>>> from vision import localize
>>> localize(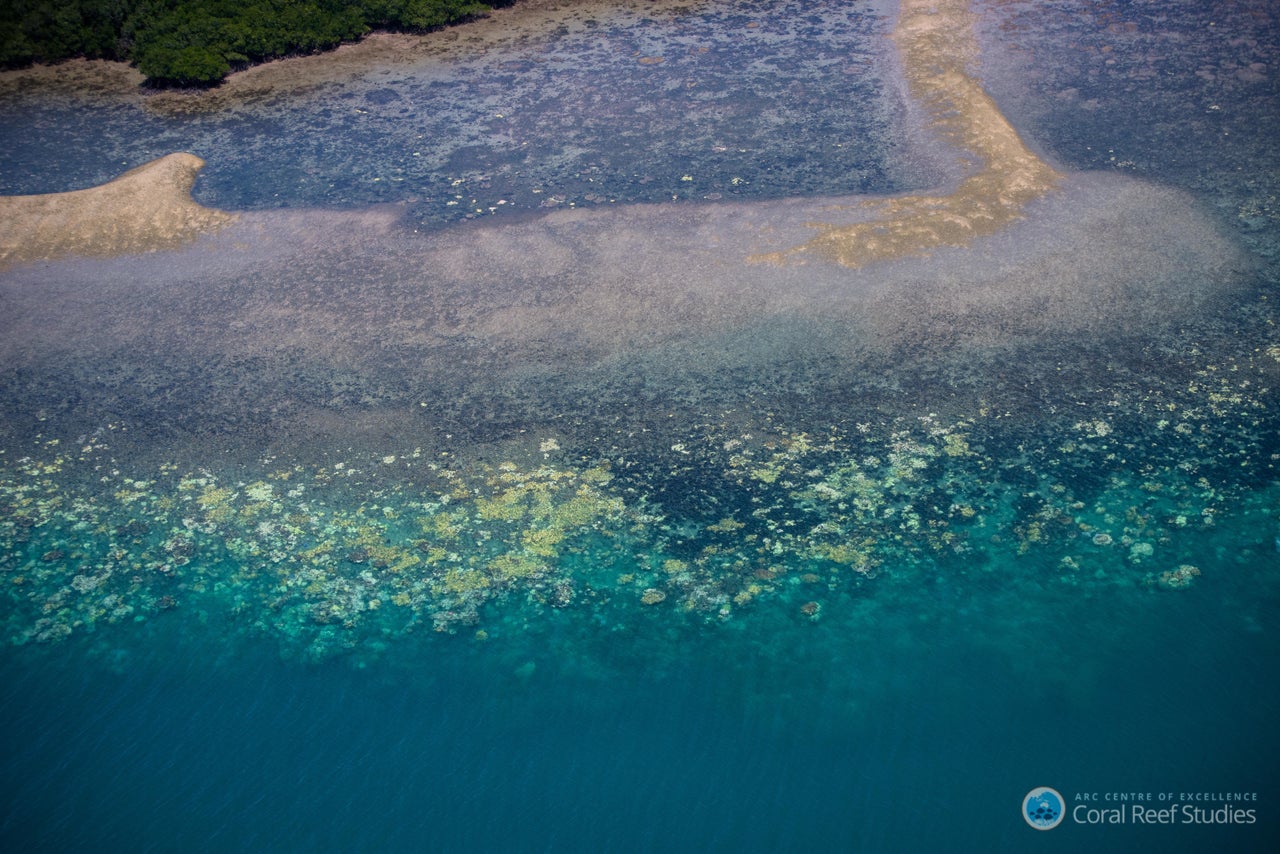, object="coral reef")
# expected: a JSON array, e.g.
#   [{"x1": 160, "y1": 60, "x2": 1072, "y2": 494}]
[{"x1": 1, "y1": 336, "x2": 1273, "y2": 663}]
